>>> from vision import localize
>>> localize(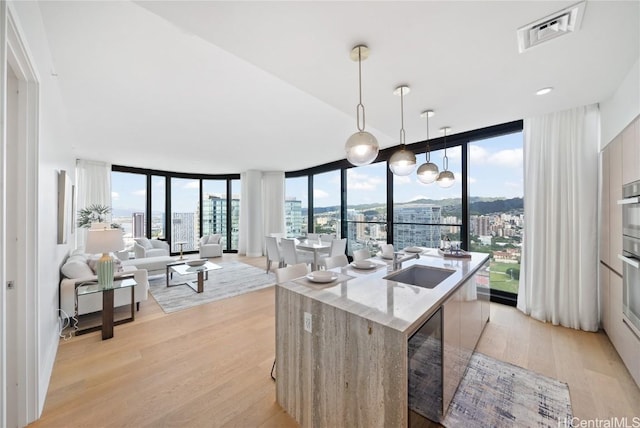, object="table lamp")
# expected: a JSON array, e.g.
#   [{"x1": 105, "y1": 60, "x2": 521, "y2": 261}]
[{"x1": 85, "y1": 228, "x2": 124, "y2": 288}]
